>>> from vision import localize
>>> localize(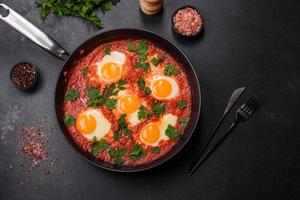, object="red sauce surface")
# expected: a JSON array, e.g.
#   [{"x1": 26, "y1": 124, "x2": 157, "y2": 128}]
[{"x1": 62, "y1": 39, "x2": 191, "y2": 166}]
